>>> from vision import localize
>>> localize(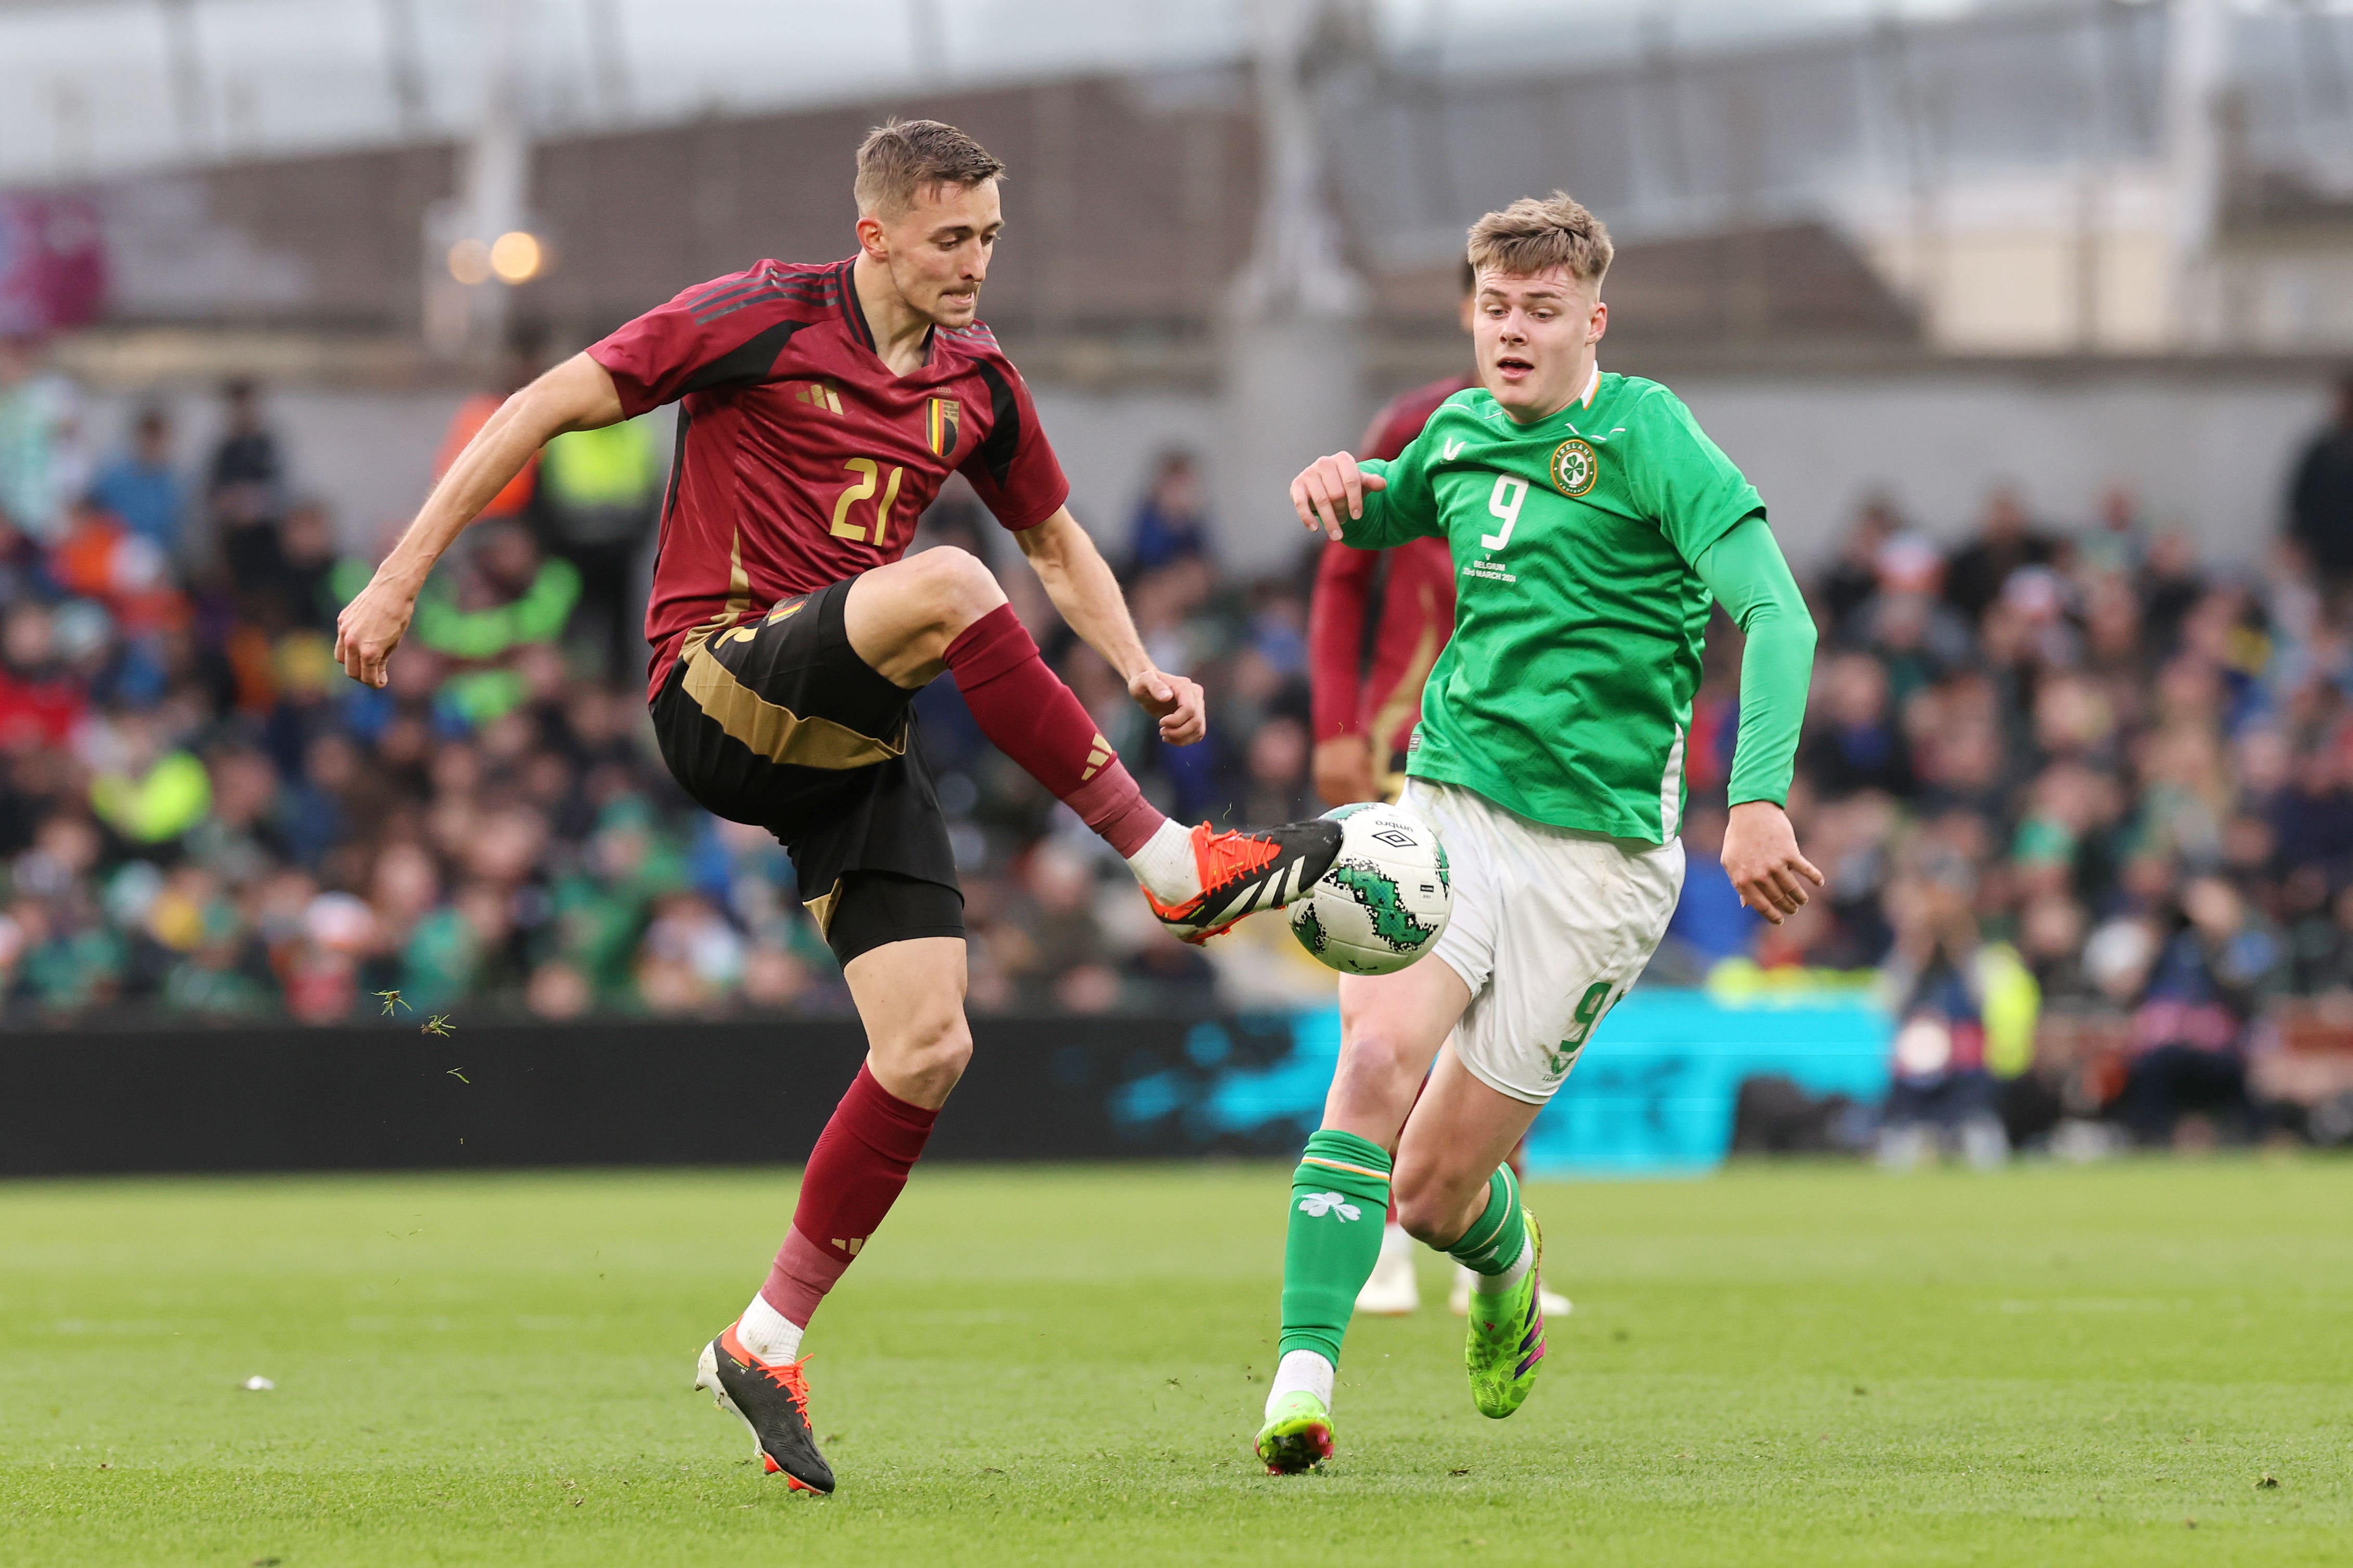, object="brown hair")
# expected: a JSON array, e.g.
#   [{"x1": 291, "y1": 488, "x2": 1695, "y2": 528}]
[
  {"x1": 1466, "y1": 191, "x2": 1613, "y2": 287},
  {"x1": 855, "y1": 118, "x2": 1007, "y2": 217}
]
